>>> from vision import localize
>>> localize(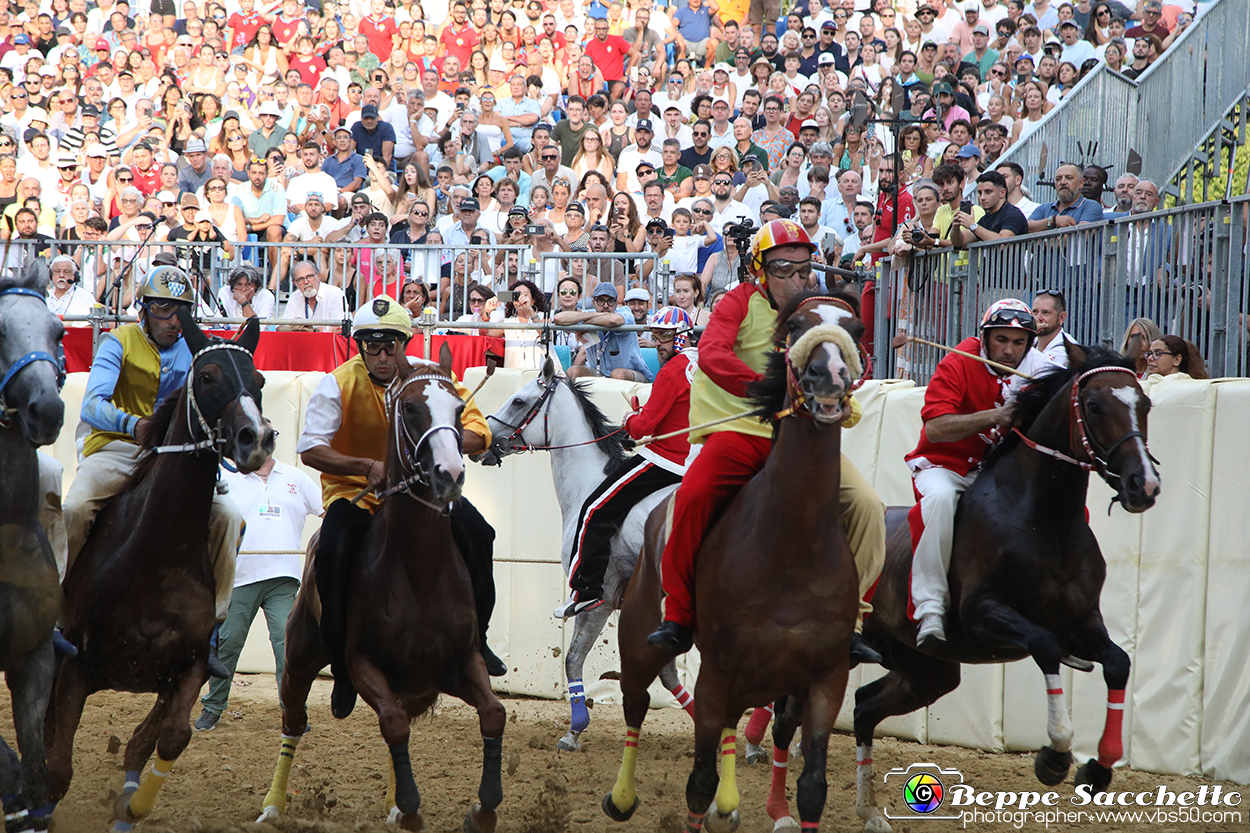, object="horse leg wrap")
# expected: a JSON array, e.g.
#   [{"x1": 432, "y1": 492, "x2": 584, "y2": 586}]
[
  {"x1": 1097, "y1": 690, "x2": 1126, "y2": 768},
  {"x1": 121, "y1": 770, "x2": 141, "y2": 796},
  {"x1": 127, "y1": 756, "x2": 174, "y2": 818},
  {"x1": 389, "y1": 745, "x2": 422, "y2": 816},
  {"x1": 669, "y1": 683, "x2": 695, "y2": 718},
  {"x1": 609, "y1": 727, "x2": 641, "y2": 814},
  {"x1": 478, "y1": 735, "x2": 503, "y2": 811},
  {"x1": 767, "y1": 747, "x2": 790, "y2": 821},
  {"x1": 744, "y1": 705, "x2": 773, "y2": 746},
  {"x1": 4, "y1": 794, "x2": 31, "y2": 833},
  {"x1": 1044, "y1": 675, "x2": 1073, "y2": 753},
  {"x1": 261, "y1": 734, "x2": 301, "y2": 813},
  {"x1": 714, "y1": 730, "x2": 738, "y2": 815},
  {"x1": 855, "y1": 745, "x2": 876, "y2": 817},
  {"x1": 568, "y1": 679, "x2": 589, "y2": 734},
  {"x1": 684, "y1": 810, "x2": 706, "y2": 832},
  {"x1": 800, "y1": 822, "x2": 820, "y2": 831}
]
